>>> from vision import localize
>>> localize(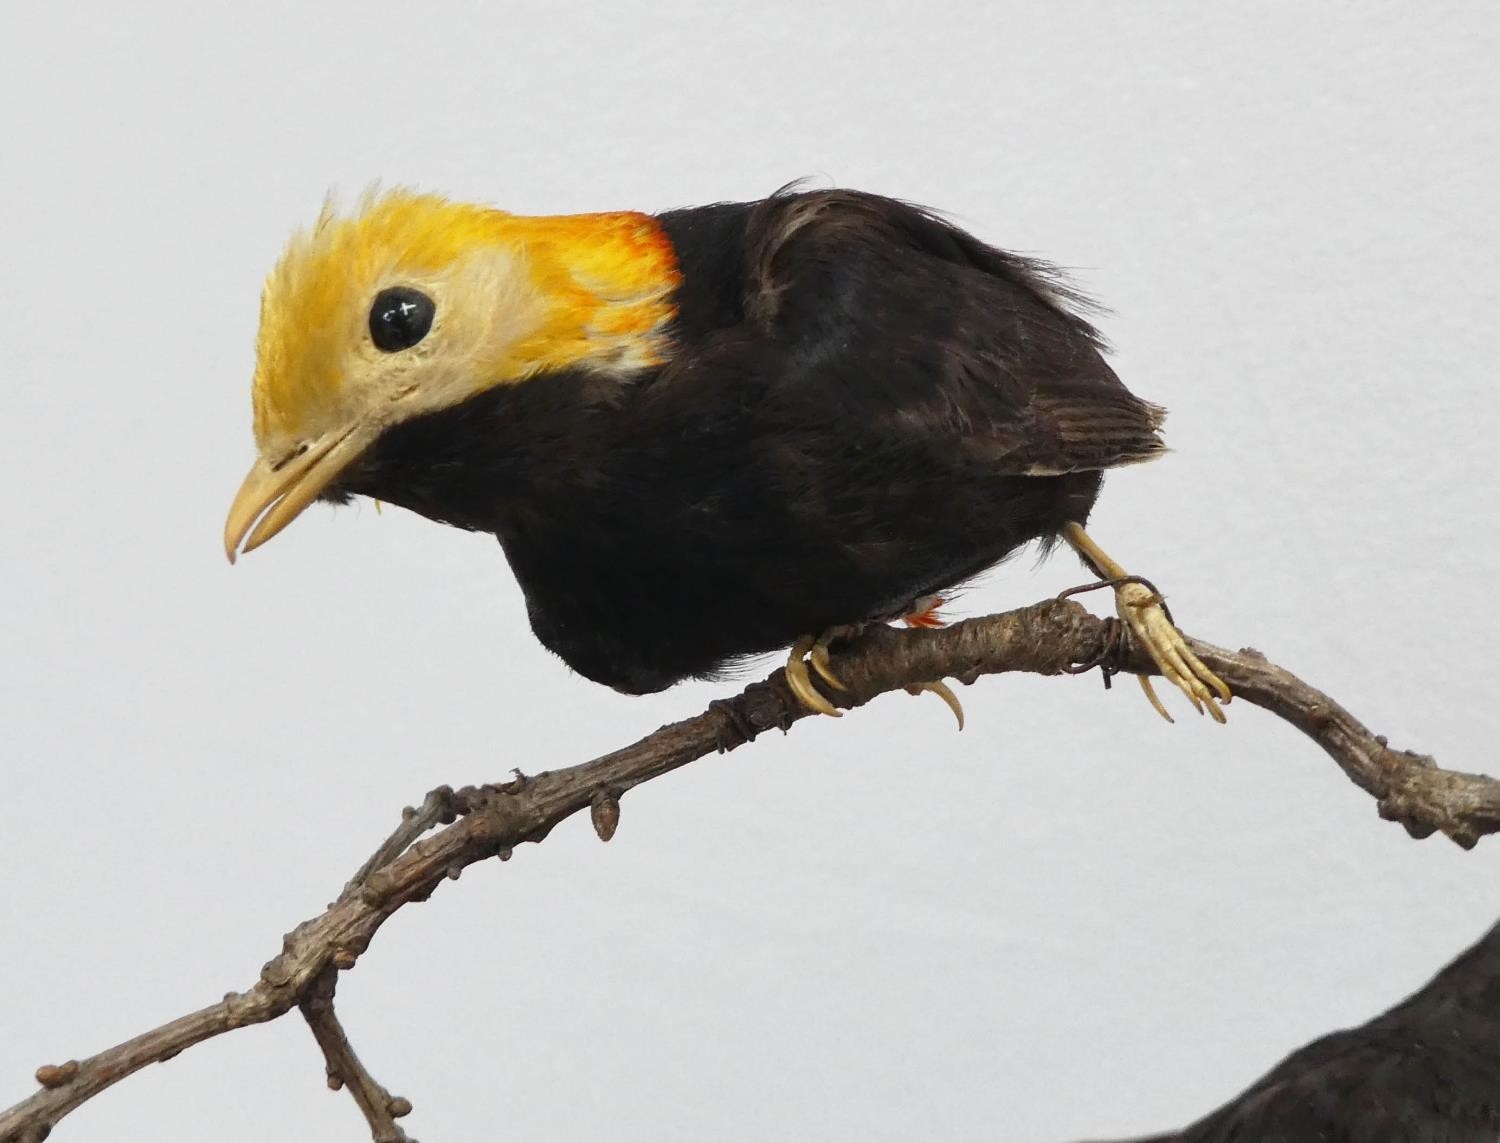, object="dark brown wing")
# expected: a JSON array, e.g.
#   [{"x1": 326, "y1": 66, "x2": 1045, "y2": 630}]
[{"x1": 735, "y1": 187, "x2": 1166, "y2": 476}]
